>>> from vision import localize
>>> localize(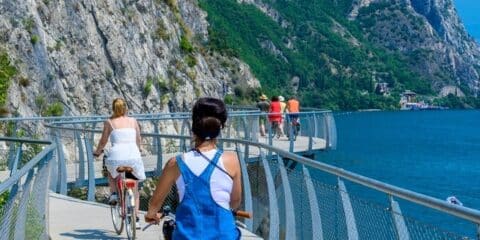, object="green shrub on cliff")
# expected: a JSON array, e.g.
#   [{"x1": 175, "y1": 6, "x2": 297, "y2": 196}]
[
  {"x1": 0, "y1": 51, "x2": 17, "y2": 111},
  {"x1": 44, "y1": 101, "x2": 64, "y2": 116}
]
